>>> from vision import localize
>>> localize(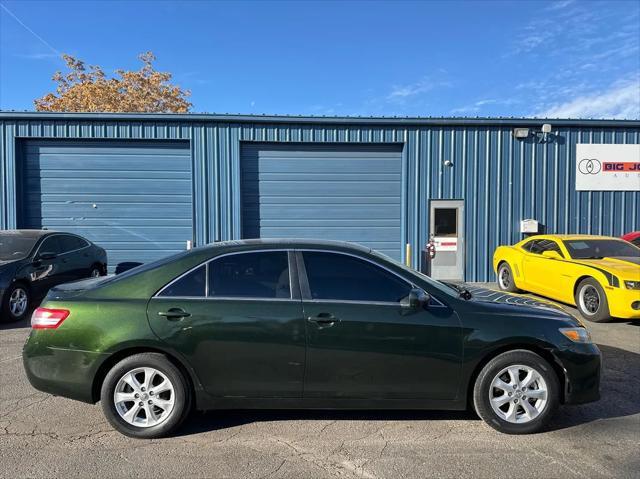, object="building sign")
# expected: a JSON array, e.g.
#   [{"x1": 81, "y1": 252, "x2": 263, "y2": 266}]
[
  {"x1": 433, "y1": 236, "x2": 457, "y2": 252},
  {"x1": 576, "y1": 144, "x2": 640, "y2": 191}
]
